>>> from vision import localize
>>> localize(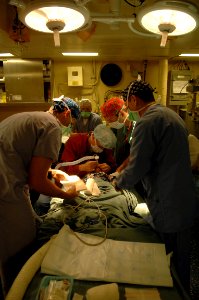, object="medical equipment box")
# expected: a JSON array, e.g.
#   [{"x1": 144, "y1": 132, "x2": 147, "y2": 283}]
[{"x1": 36, "y1": 275, "x2": 74, "y2": 300}]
